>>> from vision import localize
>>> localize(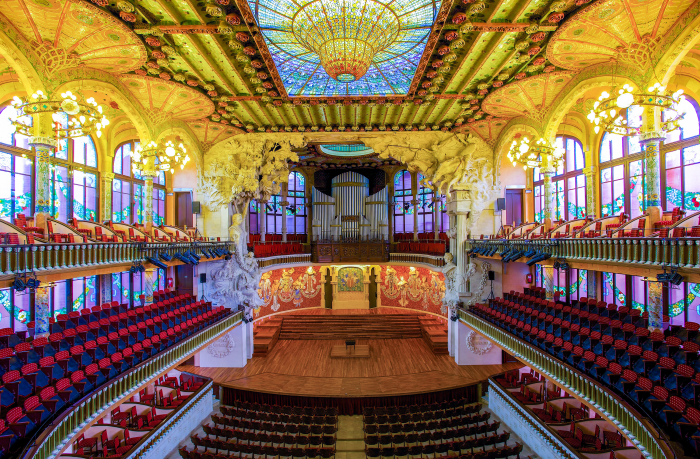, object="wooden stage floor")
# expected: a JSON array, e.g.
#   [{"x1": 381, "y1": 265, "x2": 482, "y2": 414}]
[{"x1": 179, "y1": 337, "x2": 522, "y2": 398}]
